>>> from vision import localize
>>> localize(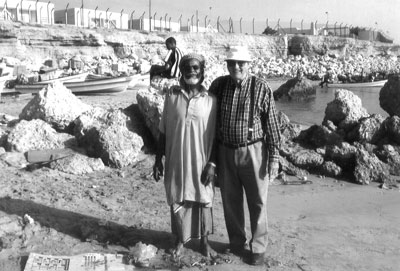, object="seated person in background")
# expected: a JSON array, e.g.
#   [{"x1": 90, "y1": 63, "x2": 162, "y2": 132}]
[{"x1": 150, "y1": 37, "x2": 183, "y2": 80}]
